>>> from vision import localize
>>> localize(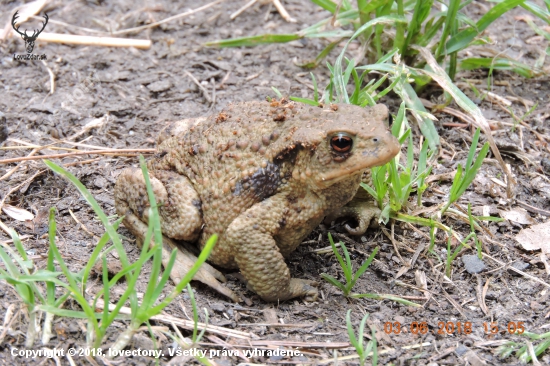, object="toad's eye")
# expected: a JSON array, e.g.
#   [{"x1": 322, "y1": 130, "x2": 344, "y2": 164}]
[{"x1": 330, "y1": 133, "x2": 353, "y2": 153}]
